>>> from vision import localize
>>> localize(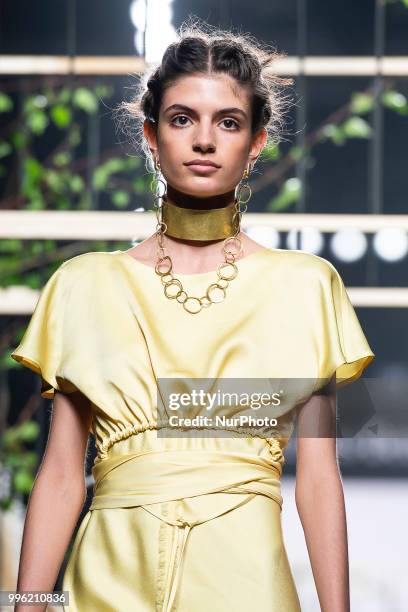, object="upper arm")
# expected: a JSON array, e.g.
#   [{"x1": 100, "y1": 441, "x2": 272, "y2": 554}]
[
  {"x1": 38, "y1": 390, "x2": 92, "y2": 484},
  {"x1": 295, "y1": 373, "x2": 339, "y2": 484}
]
